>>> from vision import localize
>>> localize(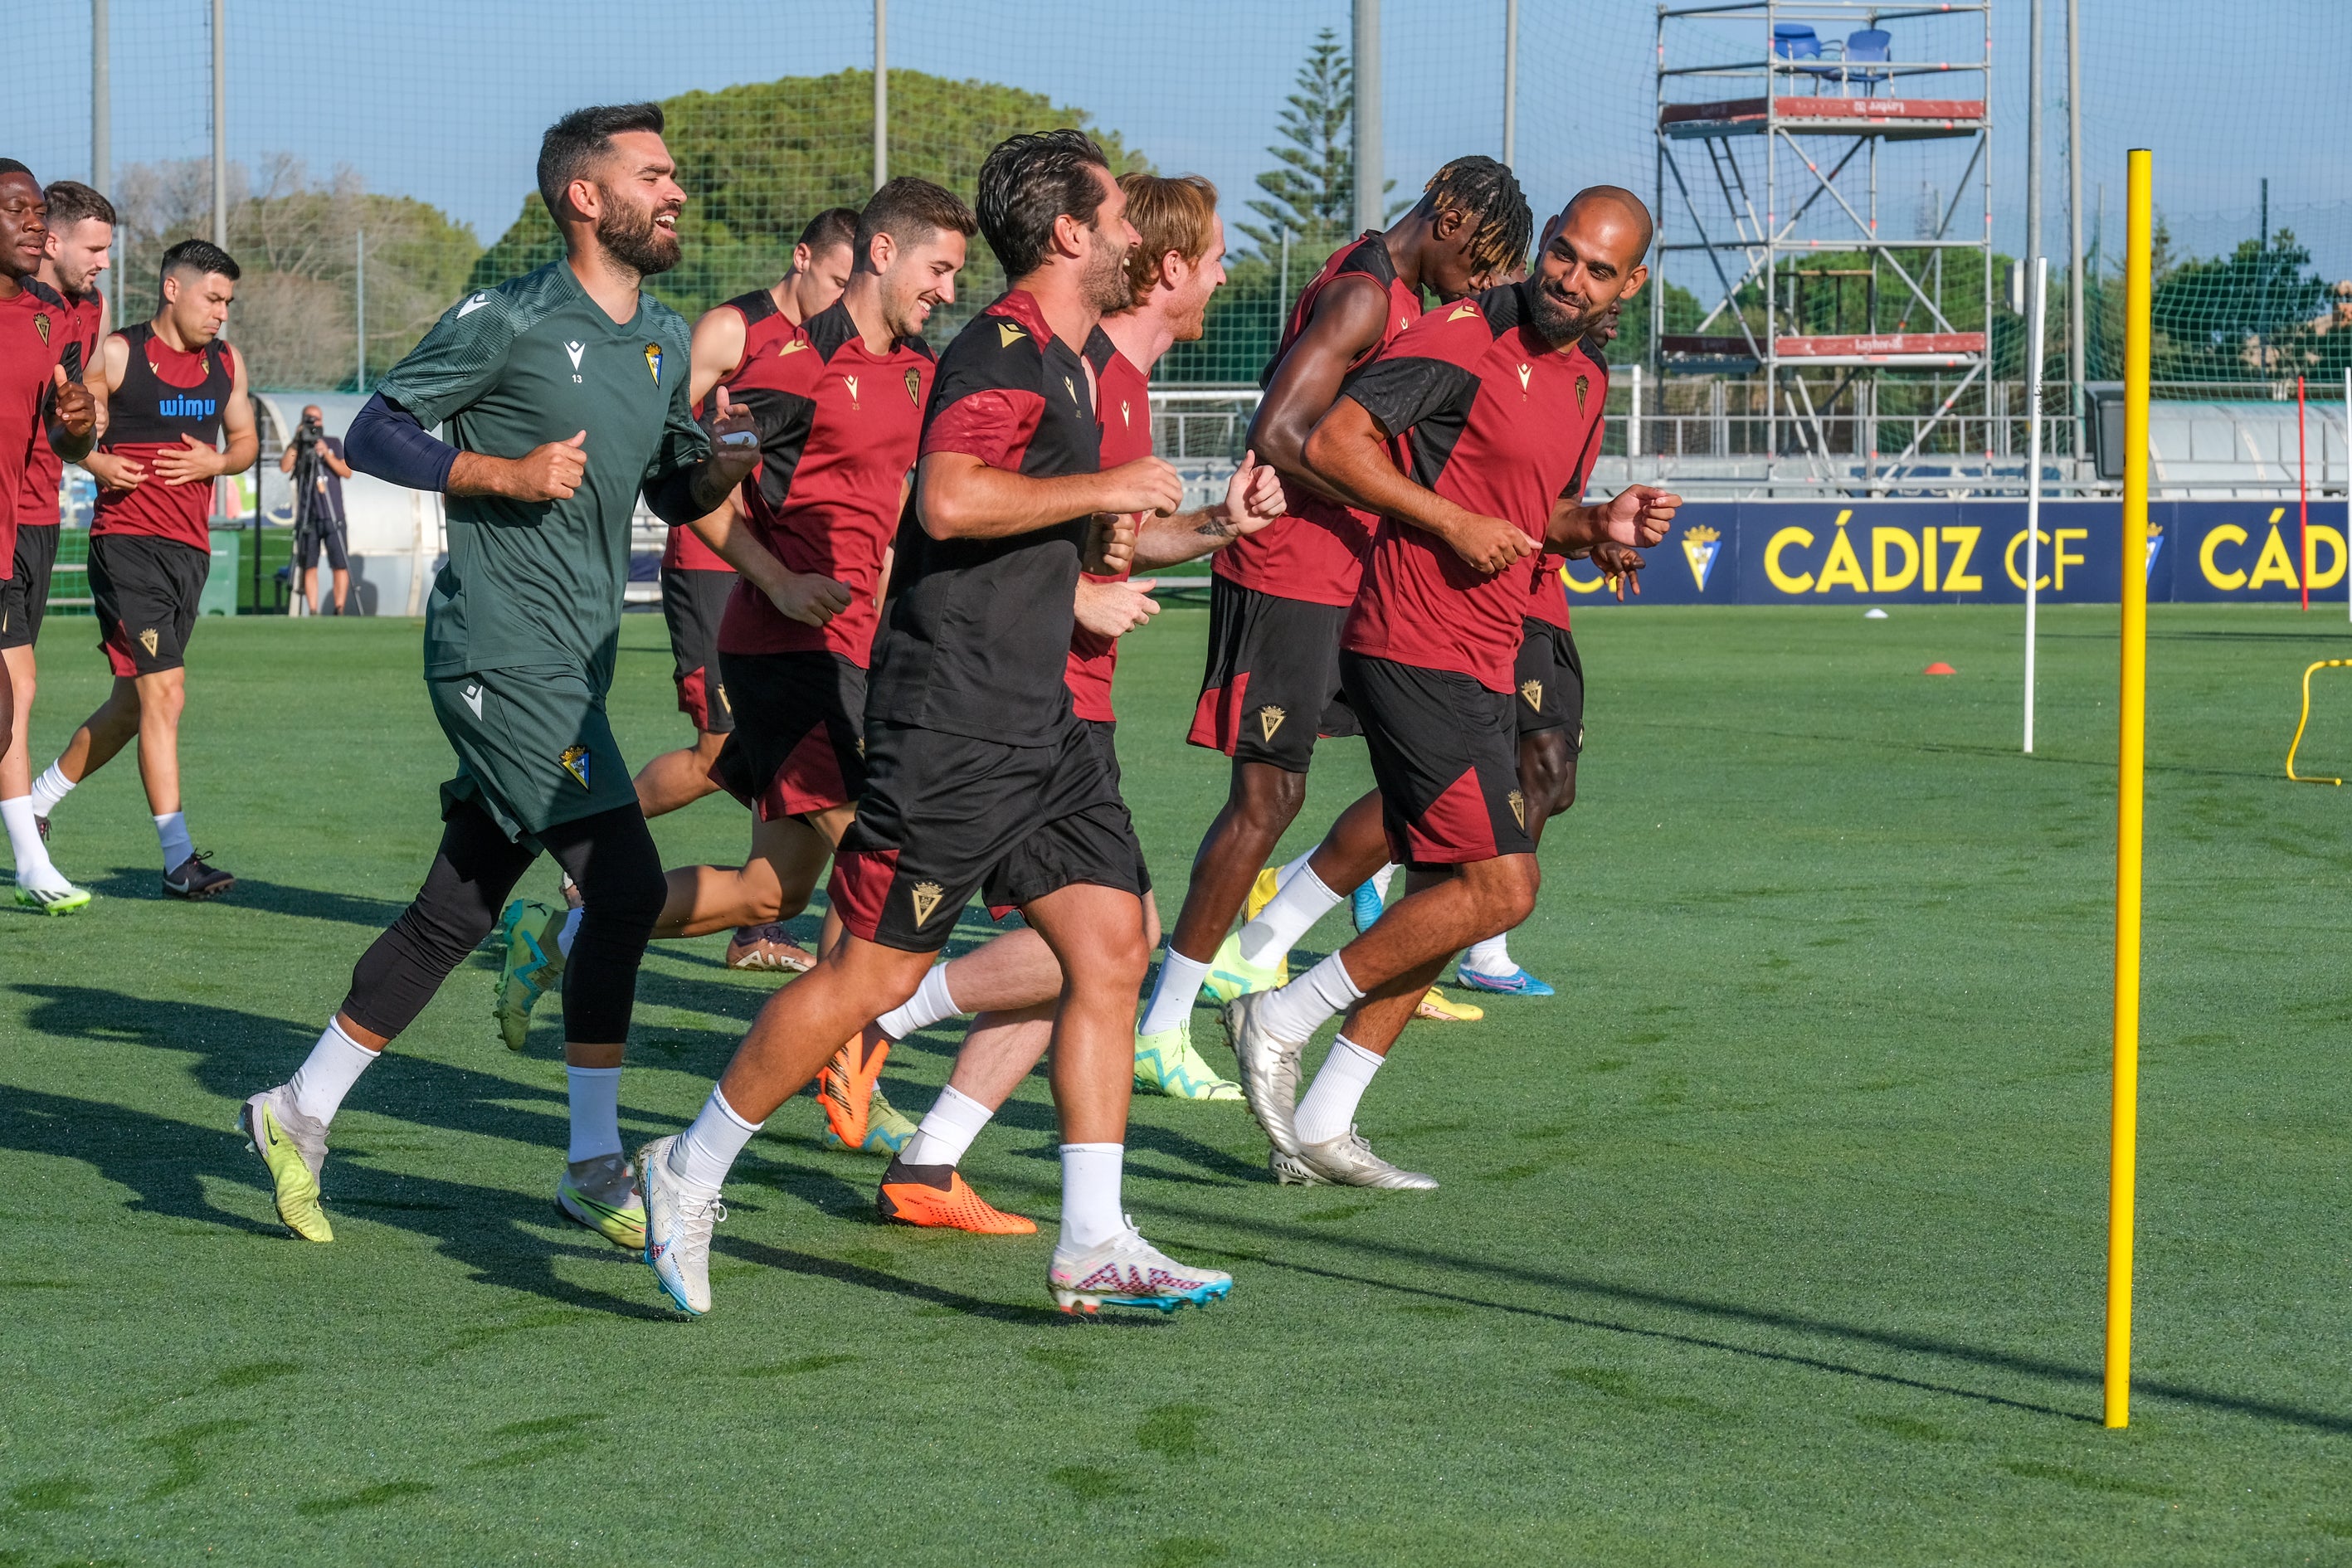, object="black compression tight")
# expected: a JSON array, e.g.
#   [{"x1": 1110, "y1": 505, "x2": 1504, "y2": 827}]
[{"x1": 340, "y1": 799, "x2": 666, "y2": 1045}]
